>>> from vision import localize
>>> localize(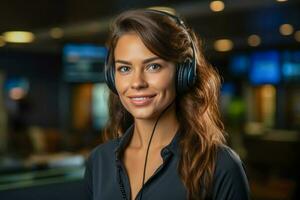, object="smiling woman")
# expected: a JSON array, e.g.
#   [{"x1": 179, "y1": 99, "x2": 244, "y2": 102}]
[
  {"x1": 114, "y1": 33, "x2": 176, "y2": 120},
  {"x1": 83, "y1": 8, "x2": 250, "y2": 200}
]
